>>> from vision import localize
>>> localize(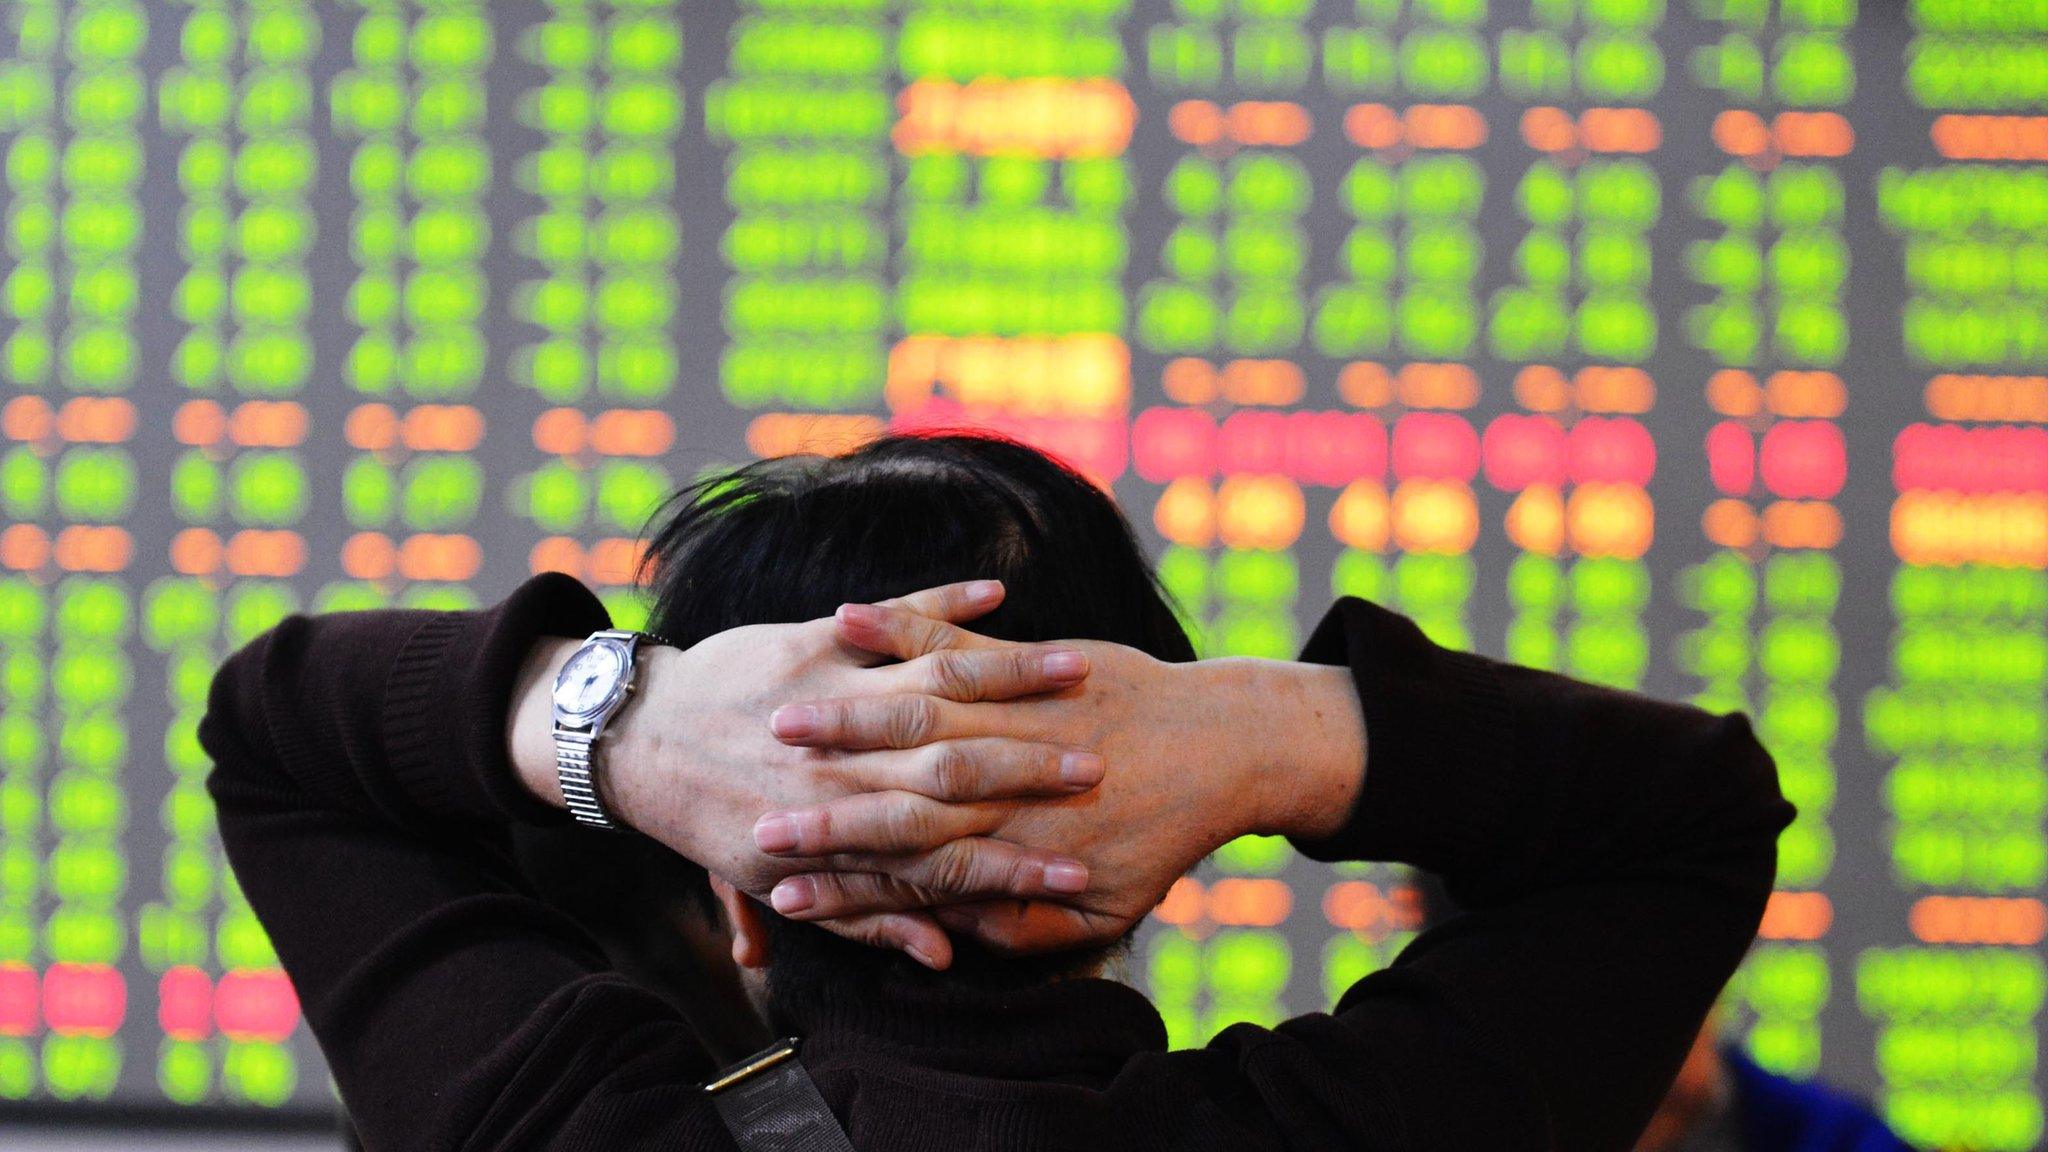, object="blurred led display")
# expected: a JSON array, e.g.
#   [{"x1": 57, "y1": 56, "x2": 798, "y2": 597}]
[{"x1": 0, "y1": 2, "x2": 2042, "y2": 1147}]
